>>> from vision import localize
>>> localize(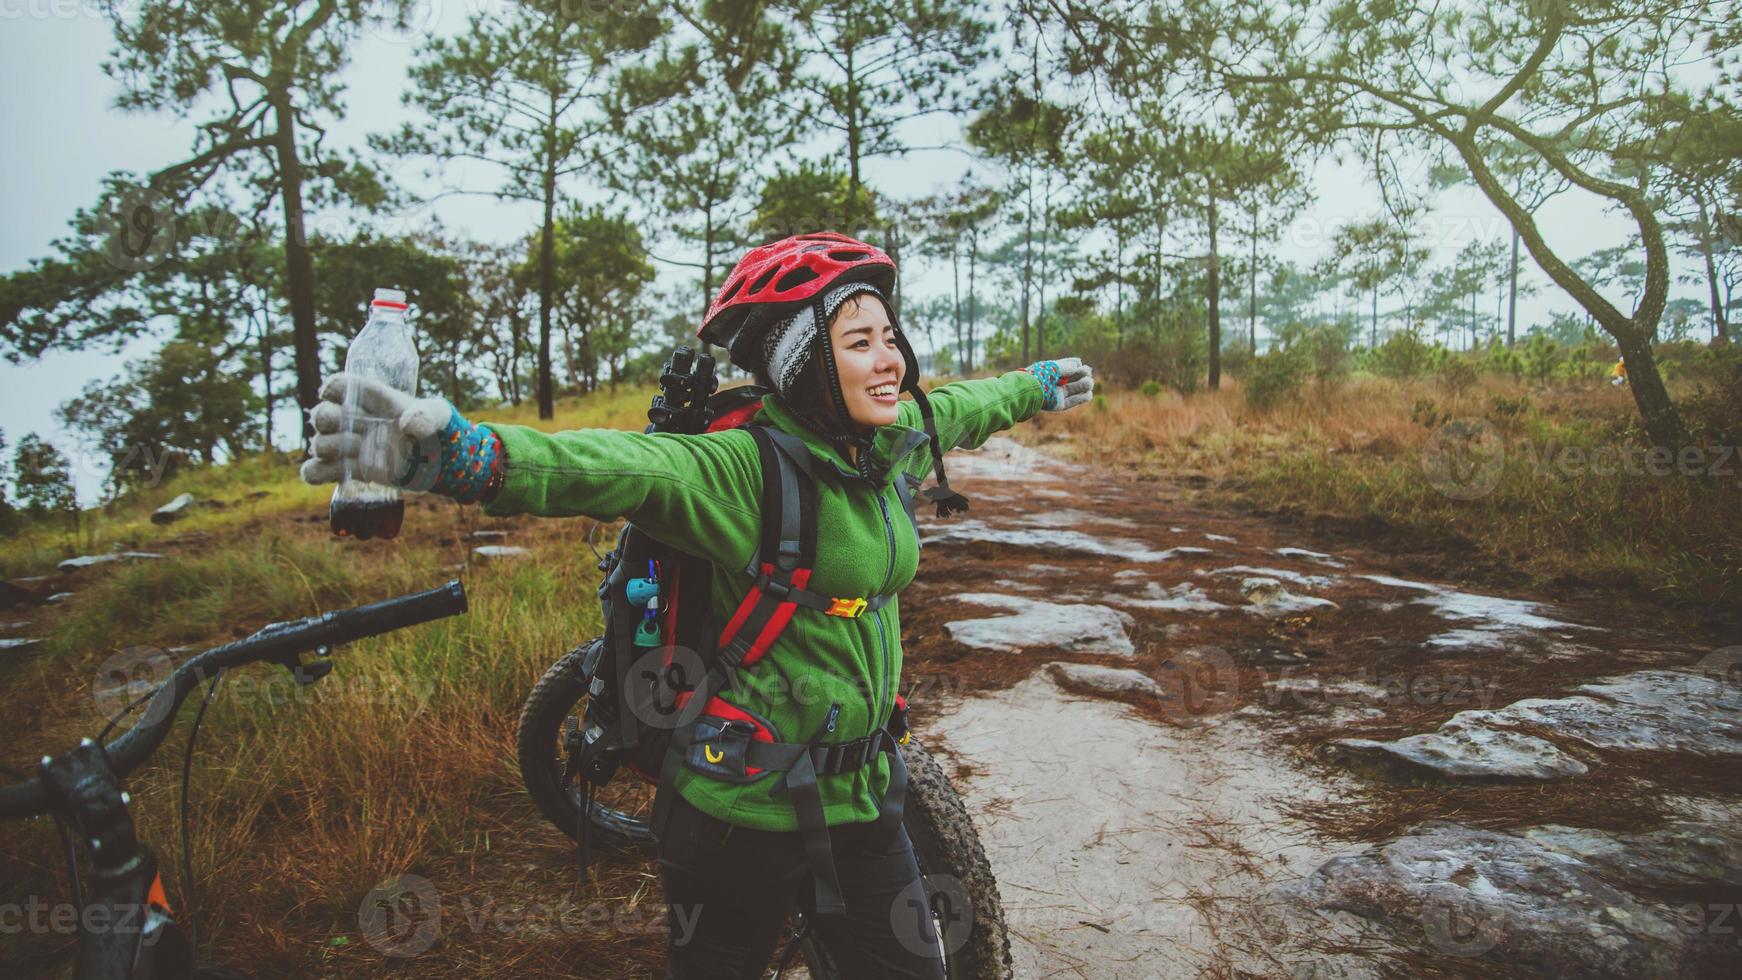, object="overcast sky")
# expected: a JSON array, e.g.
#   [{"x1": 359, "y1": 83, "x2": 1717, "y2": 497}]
[{"x1": 0, "y1": 3, "x2": 1701, "y2": 504}]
